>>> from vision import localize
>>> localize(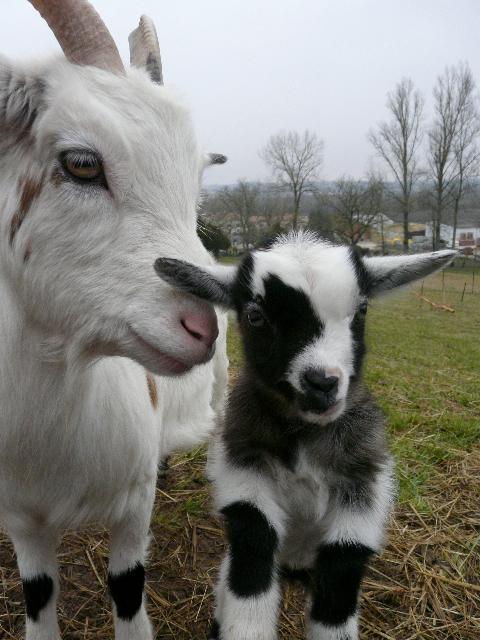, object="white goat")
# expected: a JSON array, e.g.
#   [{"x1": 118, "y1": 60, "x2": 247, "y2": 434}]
[
  {"x1": 0, "y1": 2, "x2": 228, "y2": 639},
  {"x1": 155, "y1": 232, "x2": 456, "y2": 640}
]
